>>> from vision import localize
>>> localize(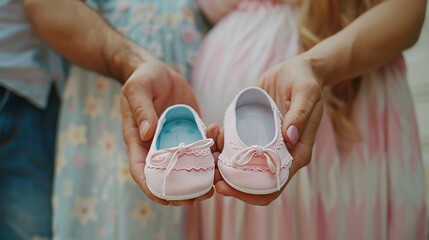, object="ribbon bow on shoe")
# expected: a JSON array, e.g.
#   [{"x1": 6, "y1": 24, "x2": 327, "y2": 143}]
[
  {"x1": 231, "y1": 145, "x2": 283, "y2": 191},
  {"x1": 150, "y1": 139, "x2": 214, "y2": 197}
]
